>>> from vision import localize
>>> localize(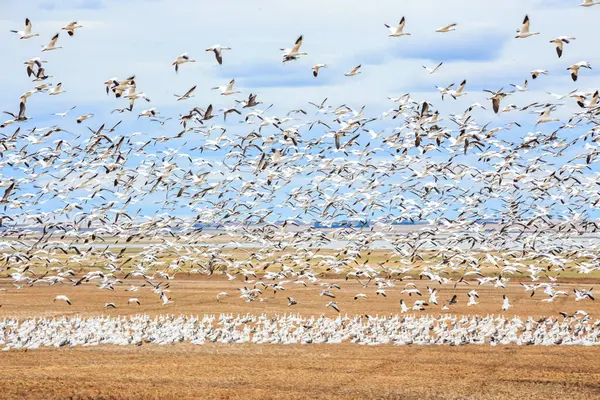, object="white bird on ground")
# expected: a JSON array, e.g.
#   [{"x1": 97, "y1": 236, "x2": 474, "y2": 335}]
[
  {"x1": 384, "y1": 17, "x2": 411, "y2": 37},
  {"x1": 54, "y1": 295, "x2": 71, "y2": 305},
  {"x1": 11, "y1": 18, "x2": 39, "y2": 39},
  {"x1": 205, "y1": 44, "x2": 231, "y2": 65},
  {"x1": 422, "y1": 62, "x2": 443, "y2": 74},
  {"x1": 61, "y1": 21, "x2": 83, "y2": 36},
  {"x1": 212, "y1": 79, "x2": 240, "y2": 95},
  {"x1": 436, "y1": 23, "x2": 457, "y2": 33},
  {"x1": 172, "y1": 53, "x2": 196, "y2": 73},
  {"x1": 345, "y1": 65, "x2": 362, "y2": 76},
  {"x1": 312, "y1": 64, "x2": 328, "y2": 77},
  {"x1": 550, "y1": 36, "x2": 575, "y2": 58},
  {"x1": 502, "y1": 295, "x2": 512, "y2": 311},
  {"x1": 515, "y1": 15, "x2": 540, "y2": 39},
  {"x1": 567, "y1": 61, "x2": 592, "y2": 82},
  {"x1": 41, "y1": 33, "x2": 62, "y2": 52}
]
